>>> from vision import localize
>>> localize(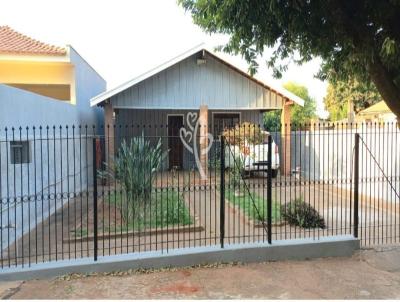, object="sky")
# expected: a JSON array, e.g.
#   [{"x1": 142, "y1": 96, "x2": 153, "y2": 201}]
[{"x1": 0, "y1": 0, "x2": 328, "y2": 117}]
